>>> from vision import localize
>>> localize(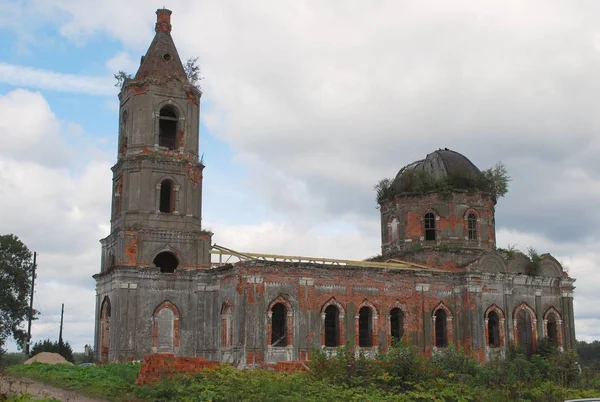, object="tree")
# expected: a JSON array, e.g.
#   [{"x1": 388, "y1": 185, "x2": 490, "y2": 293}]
[
  {"x1": 184, "y1": 57, "x2": 203, "y2": 90},
  {"x1": 114, "y1": 70, "x2": 132, "y2": 88},
  {"x1": 30, "y1": 339, "x2": 74, "y2": 363},
  {"x1": 0, "y1": 234, "x2": 35, "y2": 357}
]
